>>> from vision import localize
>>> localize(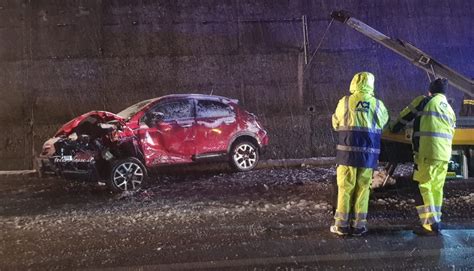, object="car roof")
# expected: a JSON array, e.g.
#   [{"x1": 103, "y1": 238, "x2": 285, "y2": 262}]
[{"x1": 158, "y1": 93, "x2": 239, "y2": 104}]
